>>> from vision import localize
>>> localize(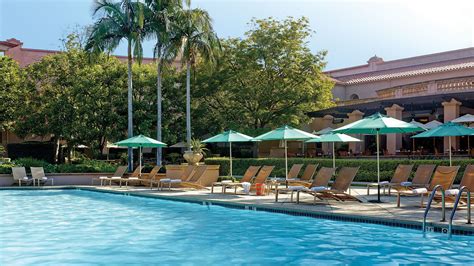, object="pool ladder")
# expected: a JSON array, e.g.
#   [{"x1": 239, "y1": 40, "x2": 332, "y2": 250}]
[
  {"x1": 422, "y1": 185, "x2": 445, "y2": 233},
  {"x1": 422, "y1": 185, "x2": 472, "y2": 236},
  {"x1": 448, "y1": 186, "x2": 471, "y2": 237}
]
